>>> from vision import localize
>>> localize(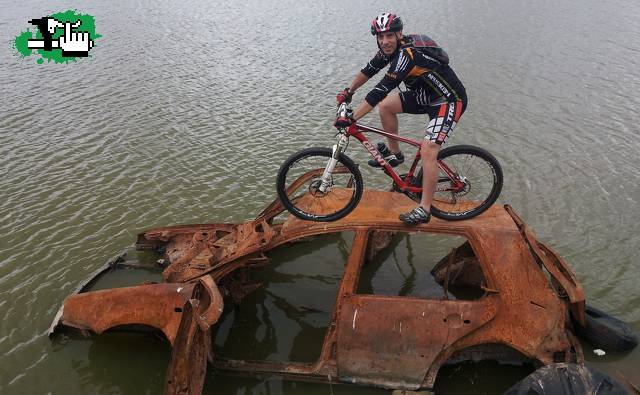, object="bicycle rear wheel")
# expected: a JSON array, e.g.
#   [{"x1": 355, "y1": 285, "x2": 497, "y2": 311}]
[
  {"x1": 276, "y1": 147, "x2": 363, "y2": 222},
  {"x1": 414, "y1": 145, "x2": 503, "y2": 220}
]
